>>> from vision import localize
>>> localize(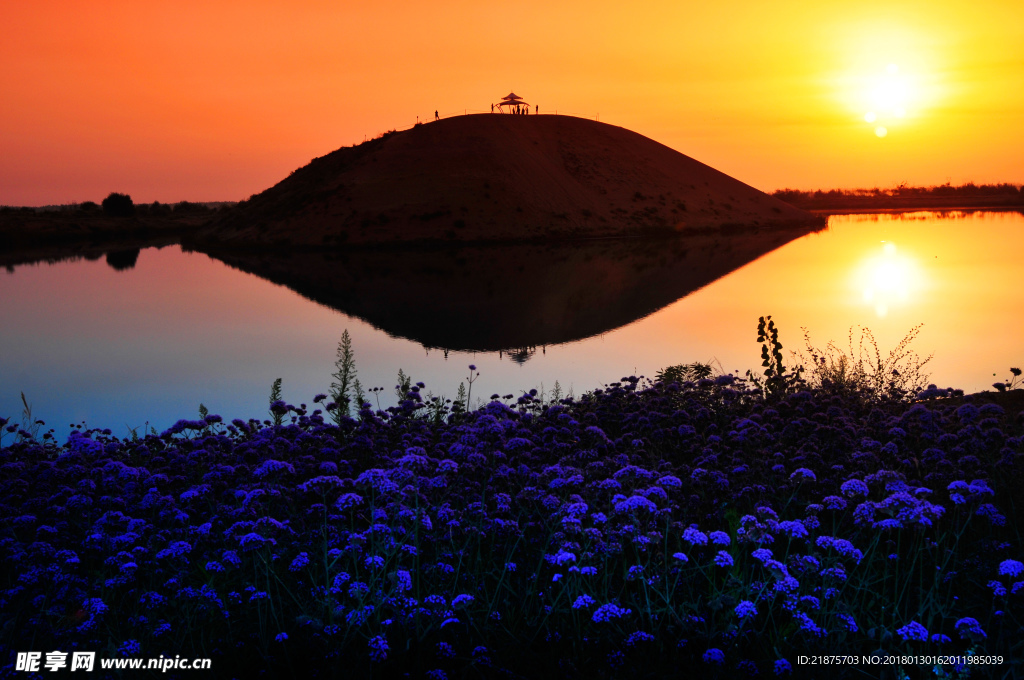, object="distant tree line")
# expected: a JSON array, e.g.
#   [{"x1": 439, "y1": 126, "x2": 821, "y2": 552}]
[
  {"x1": 0, "y1": 193, "x2": 236, "y2": 215},
  {"x1": 773, "y1": 182, "x2": 1024, "y2": 208}
]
